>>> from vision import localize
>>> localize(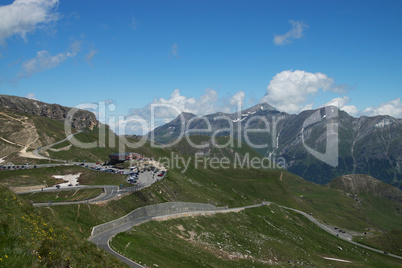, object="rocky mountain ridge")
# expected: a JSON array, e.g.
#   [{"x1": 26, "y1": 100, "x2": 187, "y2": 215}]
[
  {"x1": 149, "y1": 102, "x2": 402, "y2": 188},
  {"x1": 0, "y1": 95, "x2": 99, "y2": 130},
  {"x1": 328, "y1": 174, "x2": 402, "y2": 203}
]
